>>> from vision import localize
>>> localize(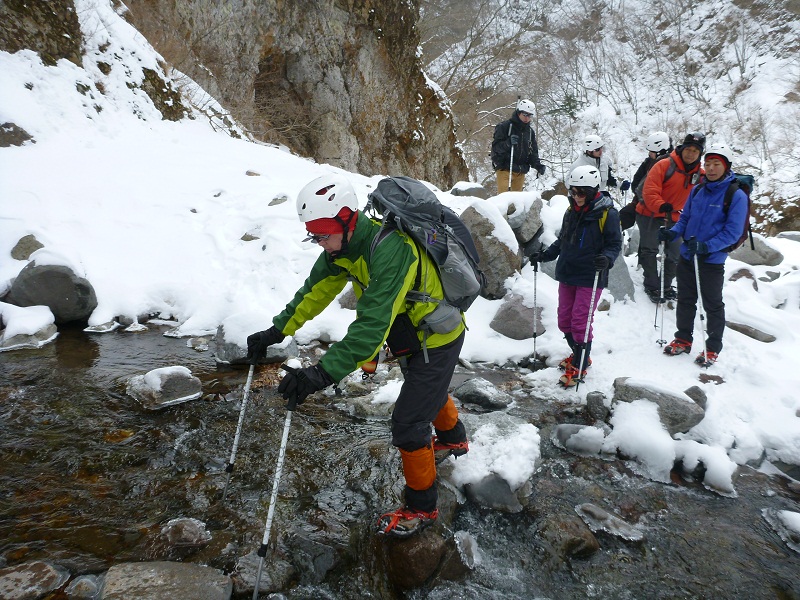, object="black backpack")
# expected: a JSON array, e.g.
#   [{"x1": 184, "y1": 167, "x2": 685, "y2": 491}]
[
  {"x1": 365, "y1": 176, "x2": 486, "y2": 312},
  {"x1": 619, "y1": 155, "x2": 677, "y2": 230},
  {"x1": 633, "y1": 155, "x2": 678, "y2": 203}
]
